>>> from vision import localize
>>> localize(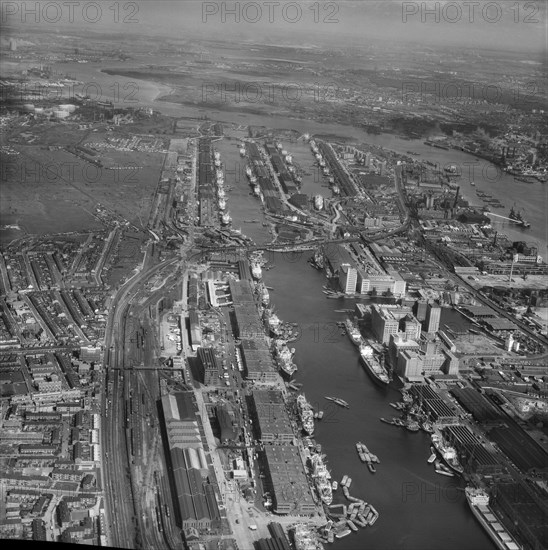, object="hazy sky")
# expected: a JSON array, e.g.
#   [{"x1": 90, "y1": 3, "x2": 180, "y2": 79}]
[
  {"x1": 3, "y1": 1, "x2": 546, "y2": 54},
  {"x1": 130, "y1": 1, "x2": 546, "y2": 52}
]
